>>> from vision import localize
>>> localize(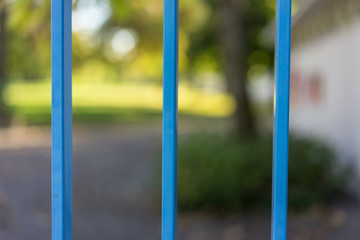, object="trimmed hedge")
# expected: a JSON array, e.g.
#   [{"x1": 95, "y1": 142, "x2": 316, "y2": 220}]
[{"x1": 176, "y1": 134, "x2": 348, "y2": 211}]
